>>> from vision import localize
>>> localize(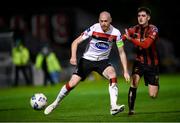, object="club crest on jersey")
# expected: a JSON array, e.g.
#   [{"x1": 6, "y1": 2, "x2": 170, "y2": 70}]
[
  {"x1": 108, "y1": 36, "x2": 115, "y2": 42},
  {"x1": 95, "y1": 42, "x2": 109, "y2": 50}
]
